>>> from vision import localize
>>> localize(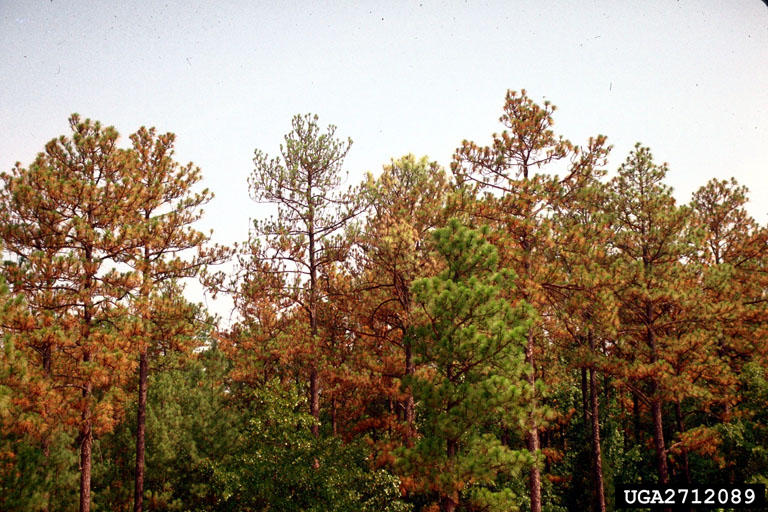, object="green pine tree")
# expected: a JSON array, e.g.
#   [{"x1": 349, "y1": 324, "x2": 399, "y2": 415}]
[{"x1": 397, "y1": 218, "x2": 534, "y2": 512}]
